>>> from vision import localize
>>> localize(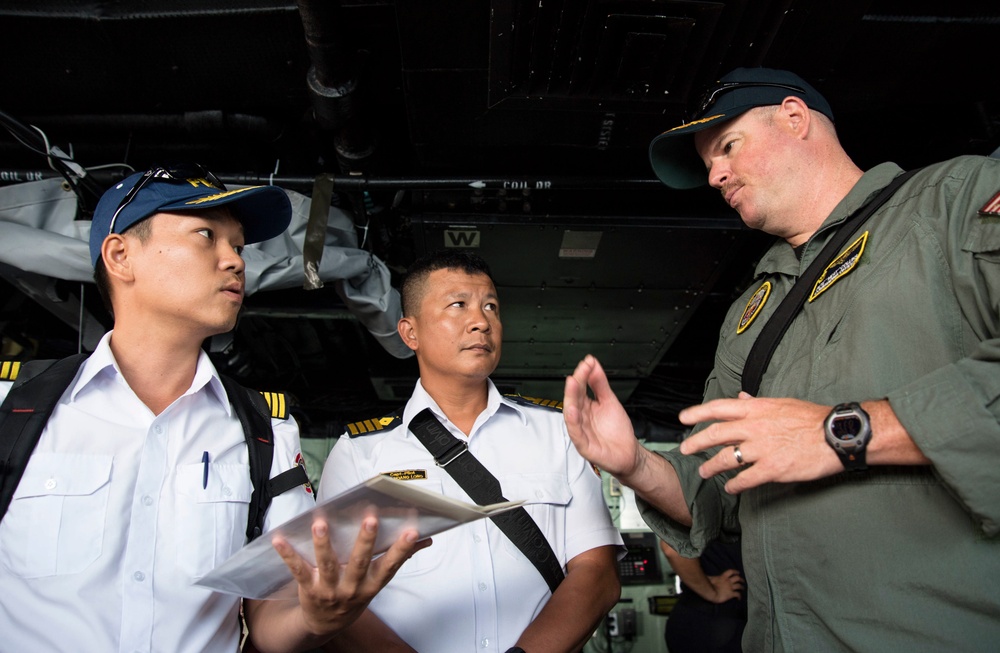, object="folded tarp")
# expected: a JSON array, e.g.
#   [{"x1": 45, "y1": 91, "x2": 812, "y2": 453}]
[{"x1": 0, "y1": 177, "x2": 411, "y2": 359}]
